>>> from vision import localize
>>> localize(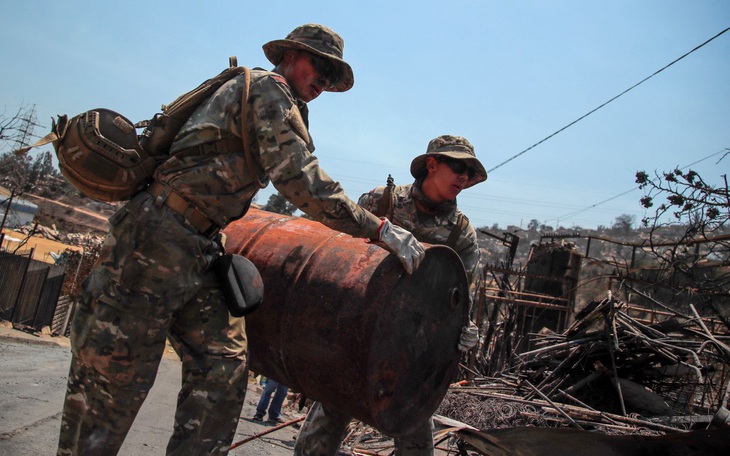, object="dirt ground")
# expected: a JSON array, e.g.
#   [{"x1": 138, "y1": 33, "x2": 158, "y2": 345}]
[{"x1": 0, "y1": 321, "x2": 304, "y2": 455}]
